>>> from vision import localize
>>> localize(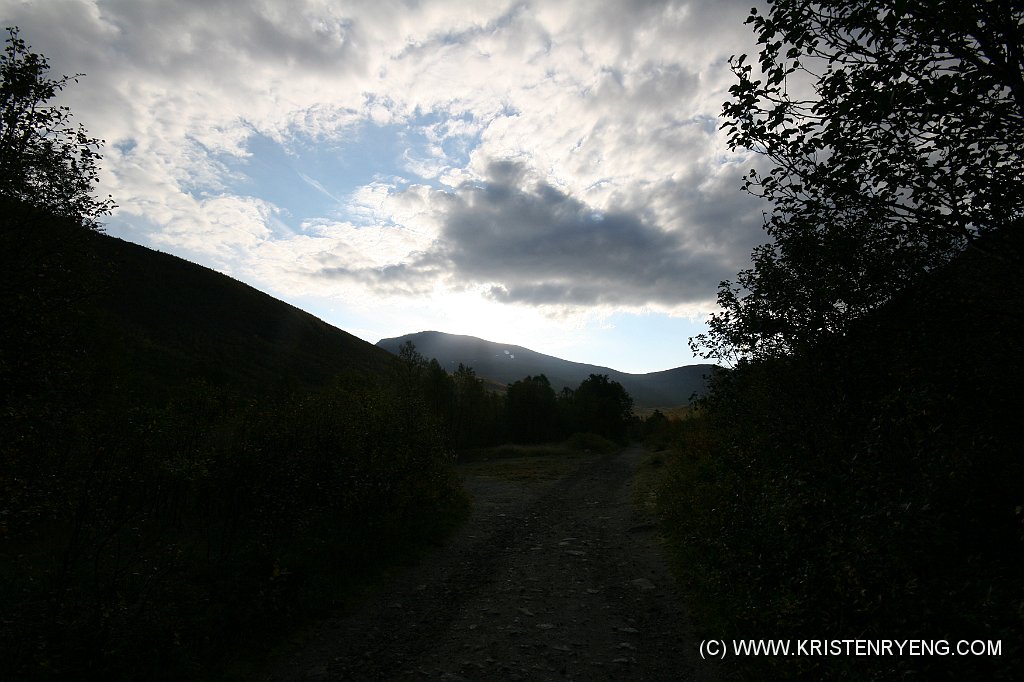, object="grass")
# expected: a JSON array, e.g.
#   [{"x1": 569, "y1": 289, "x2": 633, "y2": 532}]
[
  {"x1": 631, "y1": 447, "x2": 668, "y2": 517},
  {"x1": 632, "y1": 404, "x2": 695, "y2": 421},
  {"x1": 456, "y1": 433, "x2": 619, "y2": 484},
  {"x1": 458, "y1": 452, "x2": 586, "y2": 484}
]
